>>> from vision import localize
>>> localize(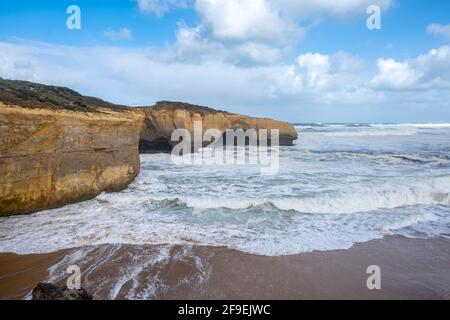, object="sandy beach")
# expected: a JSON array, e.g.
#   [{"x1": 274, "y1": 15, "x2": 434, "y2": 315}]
[
  {"x1": 2, "y1": 0, "x2": 450, "y2": 304},
  {"x1": 1, "y1": 235, "x2": 449, "y2": 300}
]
